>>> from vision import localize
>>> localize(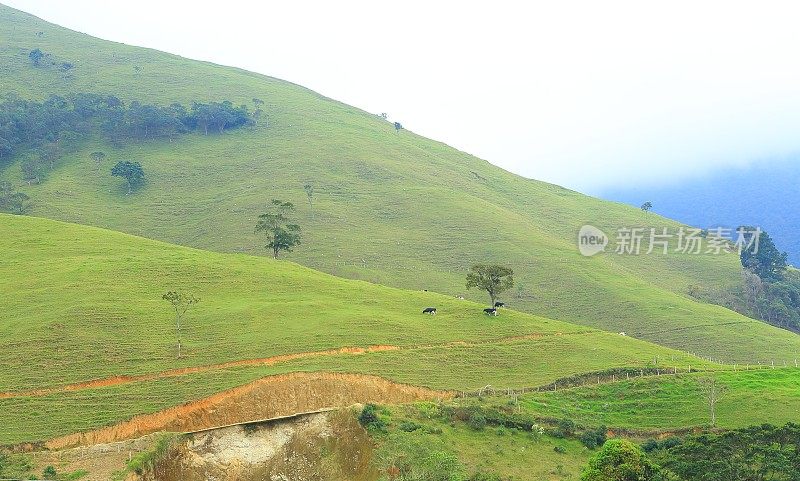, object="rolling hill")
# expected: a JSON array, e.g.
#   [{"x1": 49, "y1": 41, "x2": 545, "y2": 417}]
[
  {"x1": 0, "y1": 4, "x2": 797, "y2": 363},
  {"x1": 0, "y1": 213, "x2": 719, "y2": 445}
]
